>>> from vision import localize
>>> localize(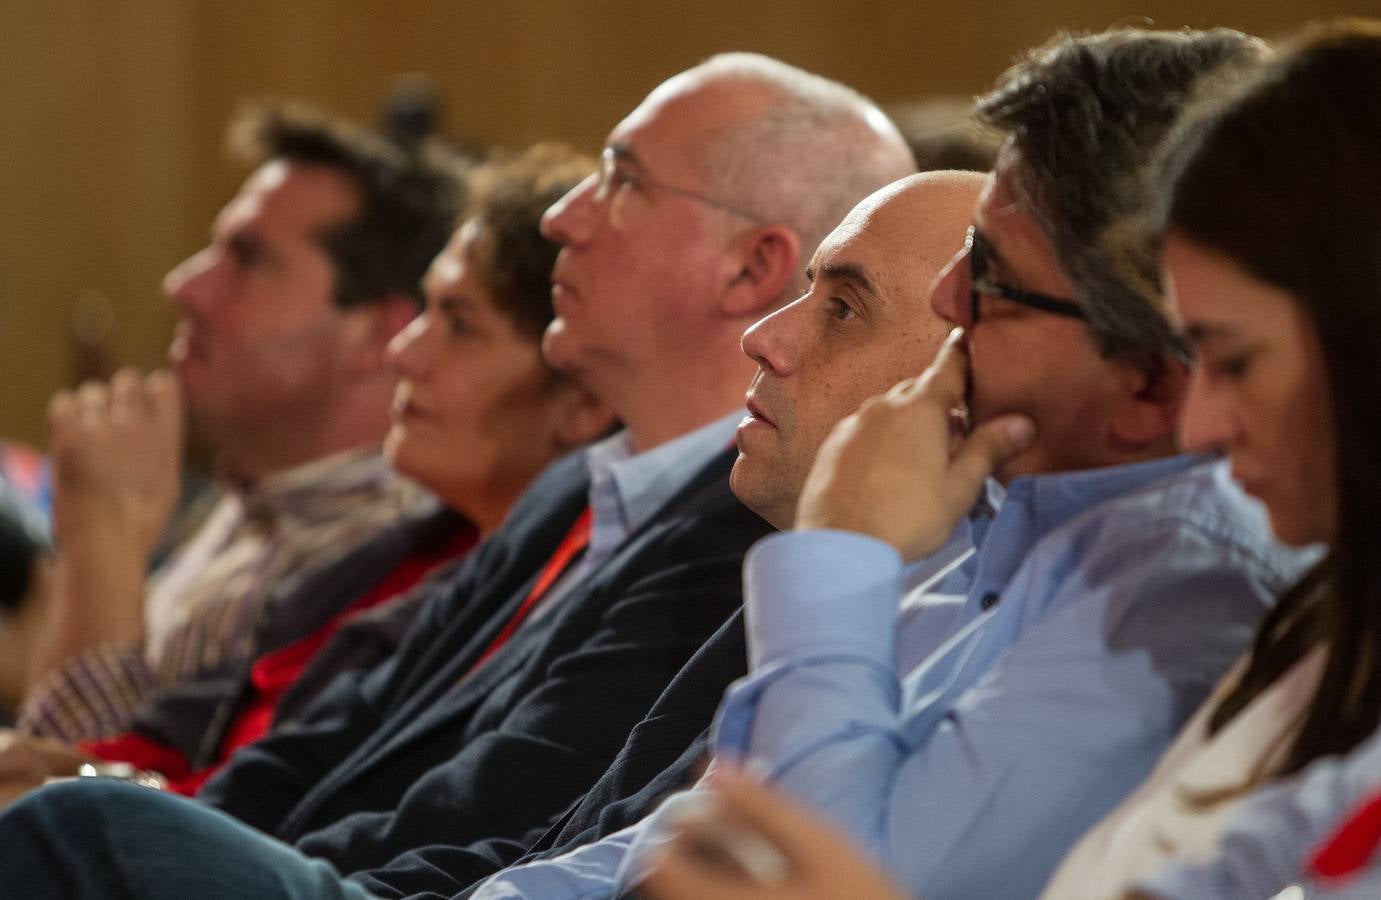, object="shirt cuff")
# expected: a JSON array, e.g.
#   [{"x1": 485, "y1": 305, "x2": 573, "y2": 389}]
[{"x1": 743, "y1": 530, "x2": 903, "y2": 672}]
